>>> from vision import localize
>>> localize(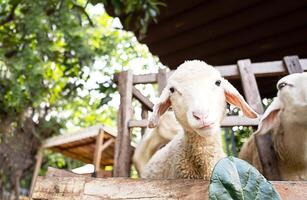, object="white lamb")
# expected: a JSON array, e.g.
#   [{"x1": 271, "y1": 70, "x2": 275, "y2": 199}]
[
  {"x1": 133, "y1": 111, "x2": 182, "y2": 175},
  {"x1": 142, "y1": 60, "x2": 258, "y2": 179},
  {"x1": 239, "y1": 72, "x2": 307, "y2": 180}
]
